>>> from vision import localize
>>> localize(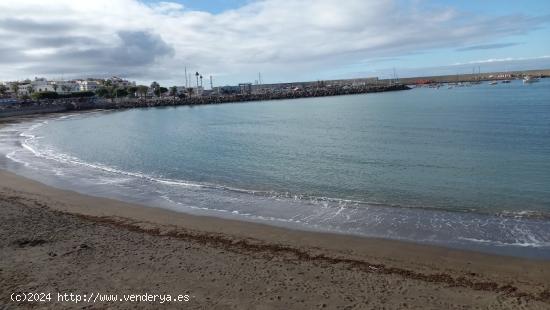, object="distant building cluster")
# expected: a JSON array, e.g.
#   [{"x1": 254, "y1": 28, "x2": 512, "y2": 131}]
[
  {"x1": 488, "y1": 73, "x2": 513, "y2": 79},
  {"x1": 3, "y1": 68, "x2": 550, "y2": 102},
  {"x1": 0, "y1": 76, "x2": 136, "y2": 99},
  {"x1": 0, "y1": 74, "x2": 387, "y2": 102}
]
